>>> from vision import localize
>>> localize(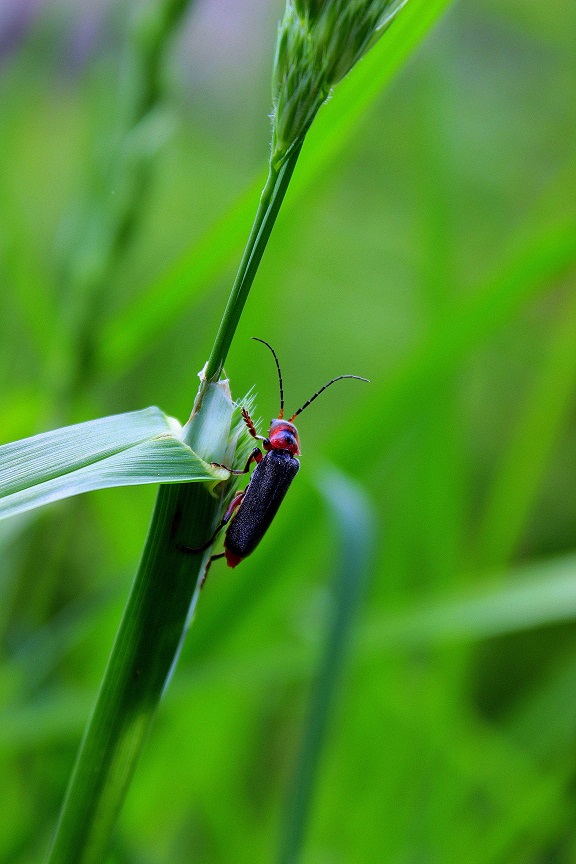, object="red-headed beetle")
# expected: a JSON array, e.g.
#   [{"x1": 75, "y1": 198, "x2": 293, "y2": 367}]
[{"x1": 182, "y1": 338, "x2": 368, "y2": 585}]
